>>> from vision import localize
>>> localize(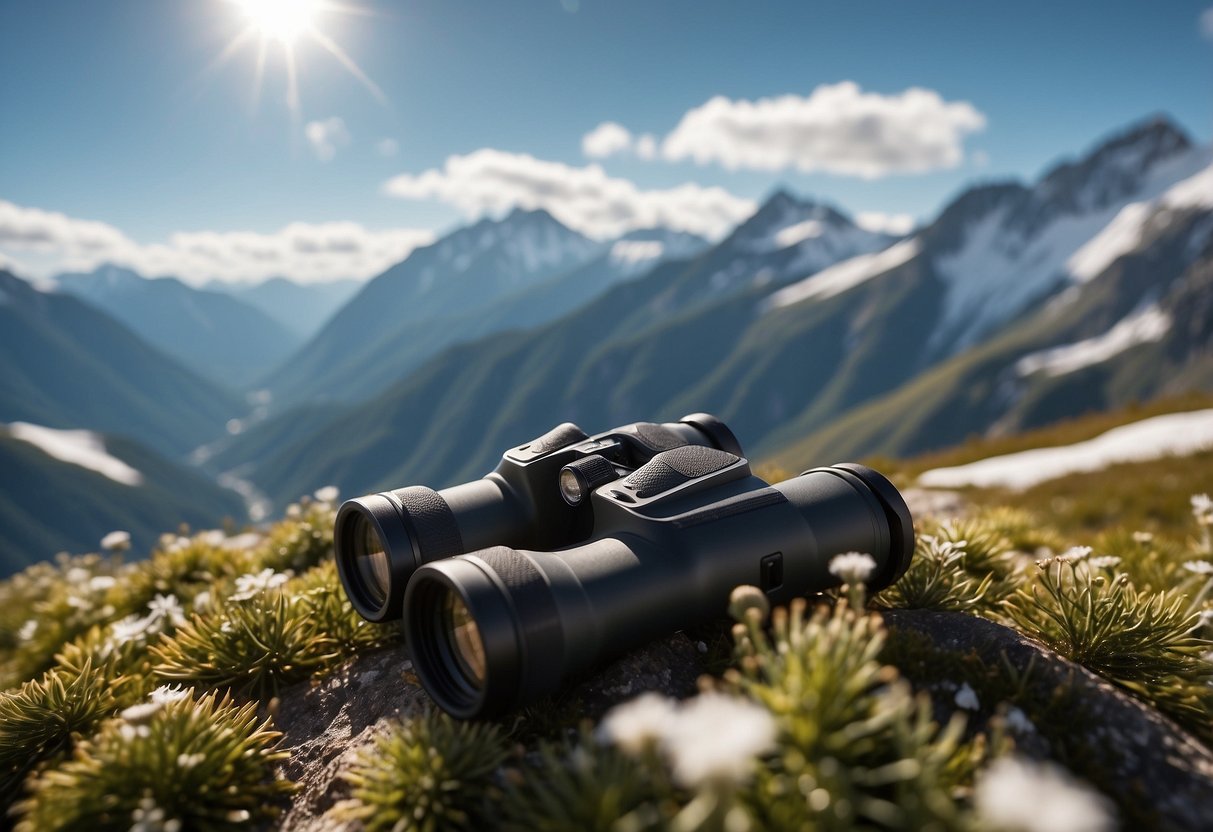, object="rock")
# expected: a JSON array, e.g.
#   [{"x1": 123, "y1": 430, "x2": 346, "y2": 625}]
[
  {"x1": 272, "y1": 633, "x2": 706, "y2": 830},
  {"x1": 882, "y1": 609, "x2": 1213, "y2": 832}
]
